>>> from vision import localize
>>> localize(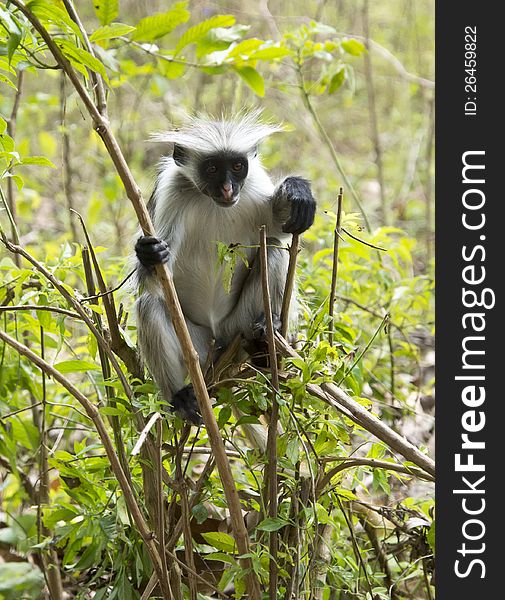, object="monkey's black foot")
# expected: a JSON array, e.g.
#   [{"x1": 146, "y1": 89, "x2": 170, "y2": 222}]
[
  {"x1": 250, "y1": 312, "x2": 281, "y2": 340},
  {"x1": 280, "y1": 176, "x2": 316, "y2": 235},
  {"x1": 171, "y1": 385, "x2": 203, "y2": 426},
  {"x1": 135, "y1": 236, "x2": 170, "y2": 268}
]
